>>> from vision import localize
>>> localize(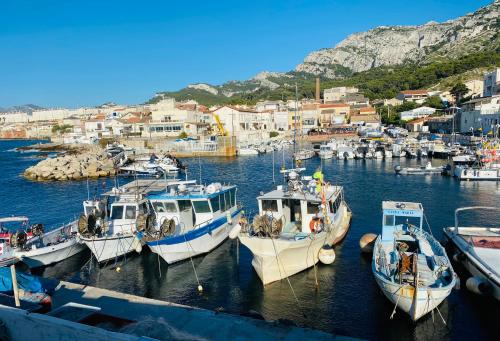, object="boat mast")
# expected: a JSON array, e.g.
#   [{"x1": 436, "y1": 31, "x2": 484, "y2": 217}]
[{"x1": 293, "y1": 83, "x2": 298, "y2": 168}]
